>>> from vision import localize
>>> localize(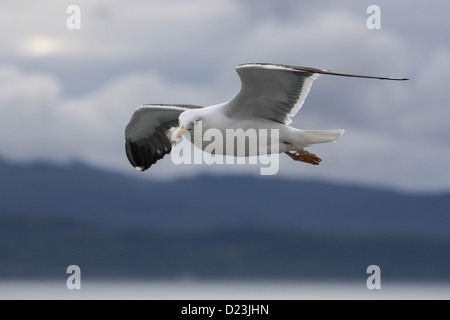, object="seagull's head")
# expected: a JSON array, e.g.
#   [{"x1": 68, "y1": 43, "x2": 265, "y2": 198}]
[{"x1": 175, "y1": 109, "x2": 202, "y2": 139}]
